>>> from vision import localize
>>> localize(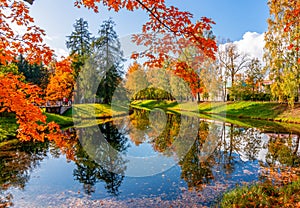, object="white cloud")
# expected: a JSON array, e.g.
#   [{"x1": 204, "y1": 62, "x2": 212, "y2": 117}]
[
  {"x1": 233, "y1": 32, "x2": 265, "y2": 61},
  {"x1": 44, "y1": 35, "x2": 53, "y2": 41},
  {"x1": 54, "y1": 48, "x2": 68, "y2": 60}
]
